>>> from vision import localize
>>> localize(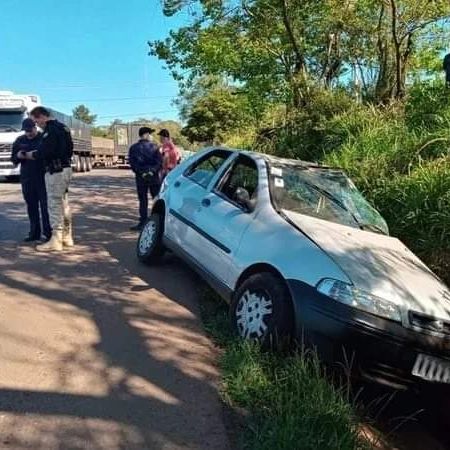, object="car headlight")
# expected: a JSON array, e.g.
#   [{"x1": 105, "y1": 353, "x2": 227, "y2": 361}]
[{"x1": 316, "y1": 278, "x2": 401, "y2": 323}]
